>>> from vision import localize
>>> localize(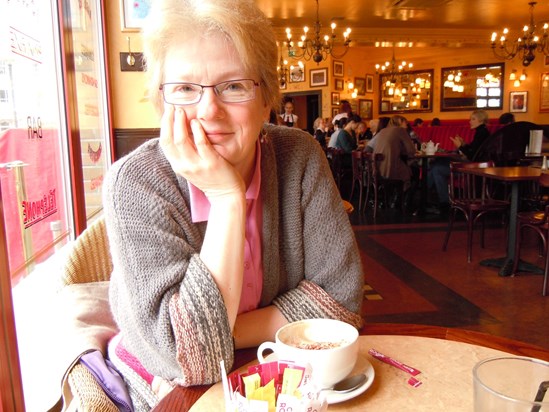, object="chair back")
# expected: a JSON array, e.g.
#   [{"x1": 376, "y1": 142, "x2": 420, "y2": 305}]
[
  {"x1": 449, "y1": 161, "x2": 495, "y2": 203},
  {"x1": 62, "y1": 216, "x2": 113, "y2": 286},
  {"x1": 351, "y1": 150, "x2": 364, "y2": 181},
  {"x1": 327, "y1": 147, "x2": 345, "y2": 187}
]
